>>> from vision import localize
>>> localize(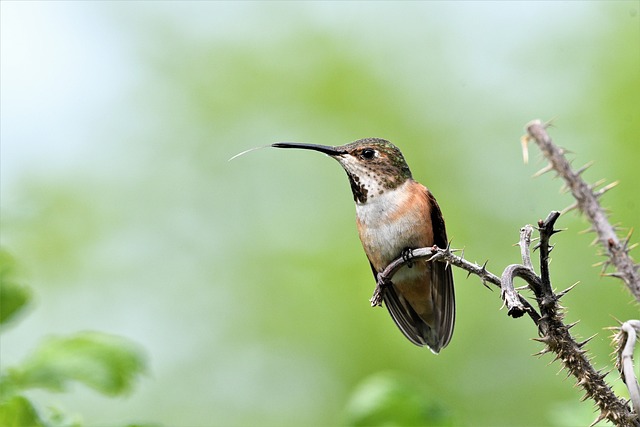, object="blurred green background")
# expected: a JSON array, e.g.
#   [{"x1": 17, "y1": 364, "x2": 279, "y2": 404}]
[{"x1": 1, "y1": 1, "x2": 639, "y2": 426}]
